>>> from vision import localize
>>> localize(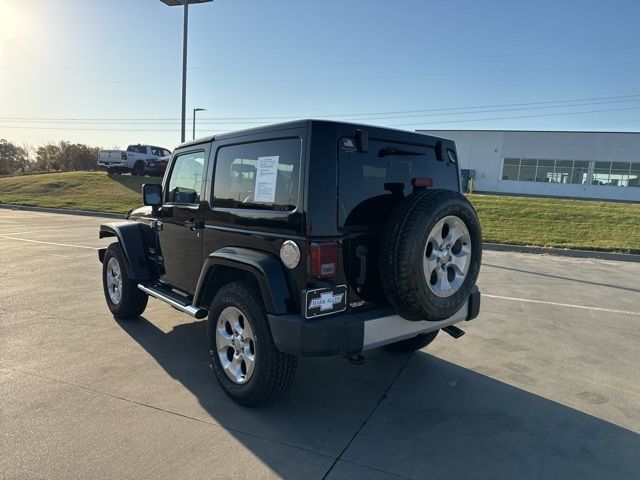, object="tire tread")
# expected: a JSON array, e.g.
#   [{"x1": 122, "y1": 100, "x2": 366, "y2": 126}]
[
  {"x1": 209, "y1": 282, "x2": 297, "y2": 406},
  {"x1": 380, "y1": 189, "x2": 481, "y2": 321},
  {"x1": 102, "y1": 242, "x2": 148, "y2": 320}
]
